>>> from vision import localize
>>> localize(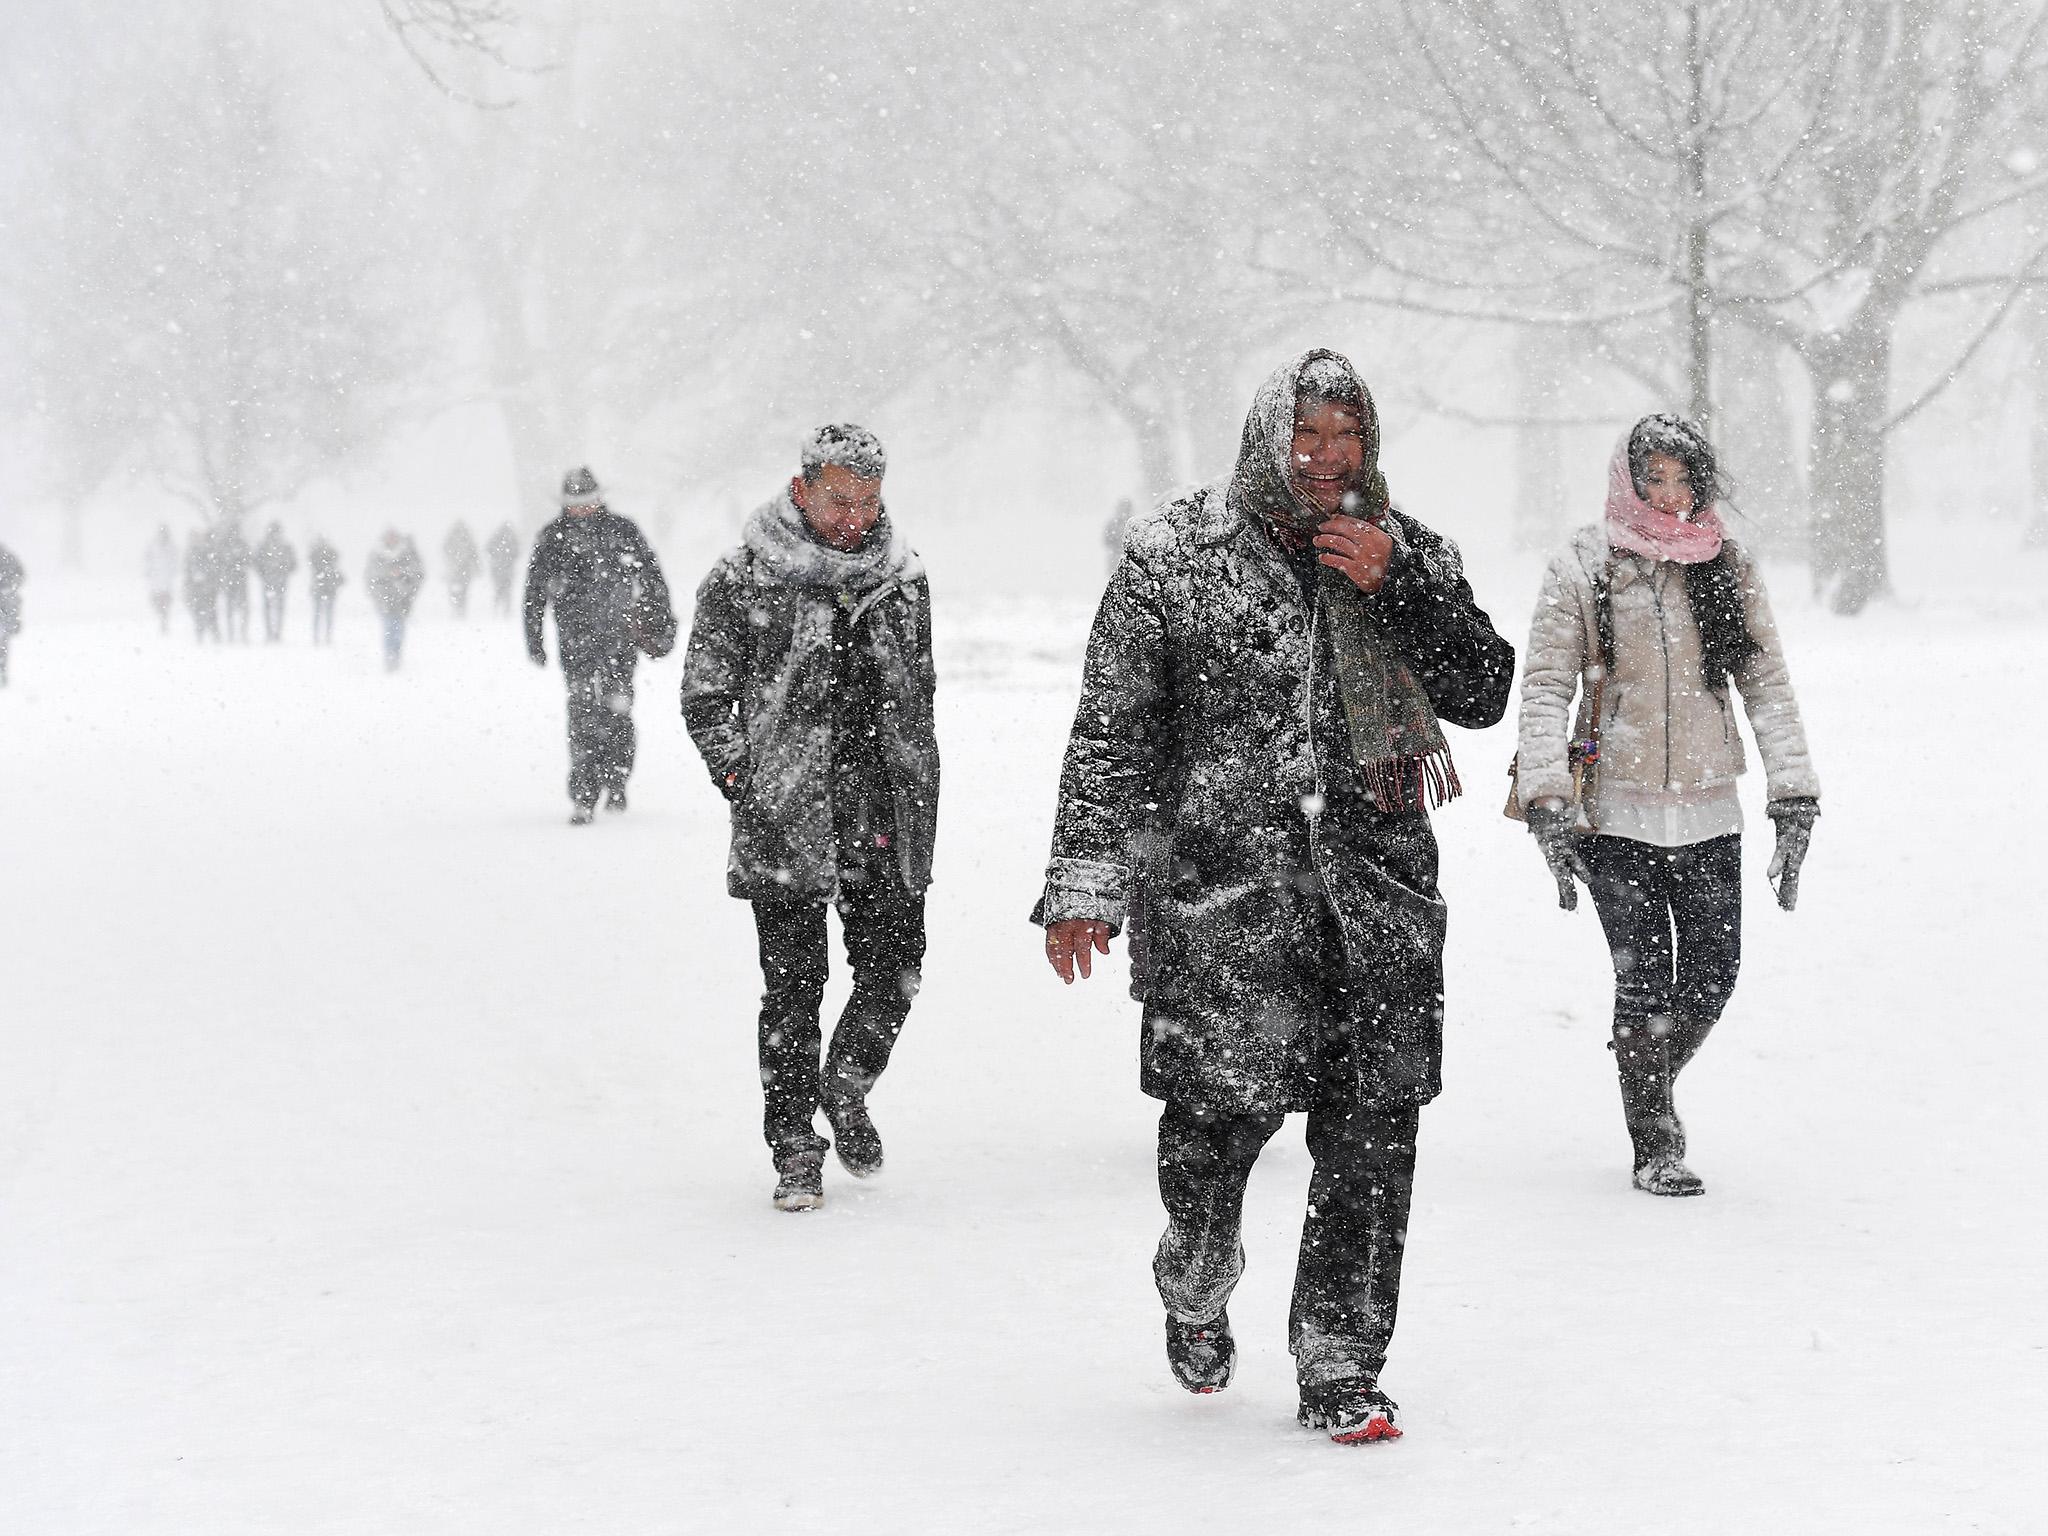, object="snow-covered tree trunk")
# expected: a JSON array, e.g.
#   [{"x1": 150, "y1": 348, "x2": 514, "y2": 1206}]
[{"x1": 1804, "y1": 322, "x2": 1895, "y2": 613}]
